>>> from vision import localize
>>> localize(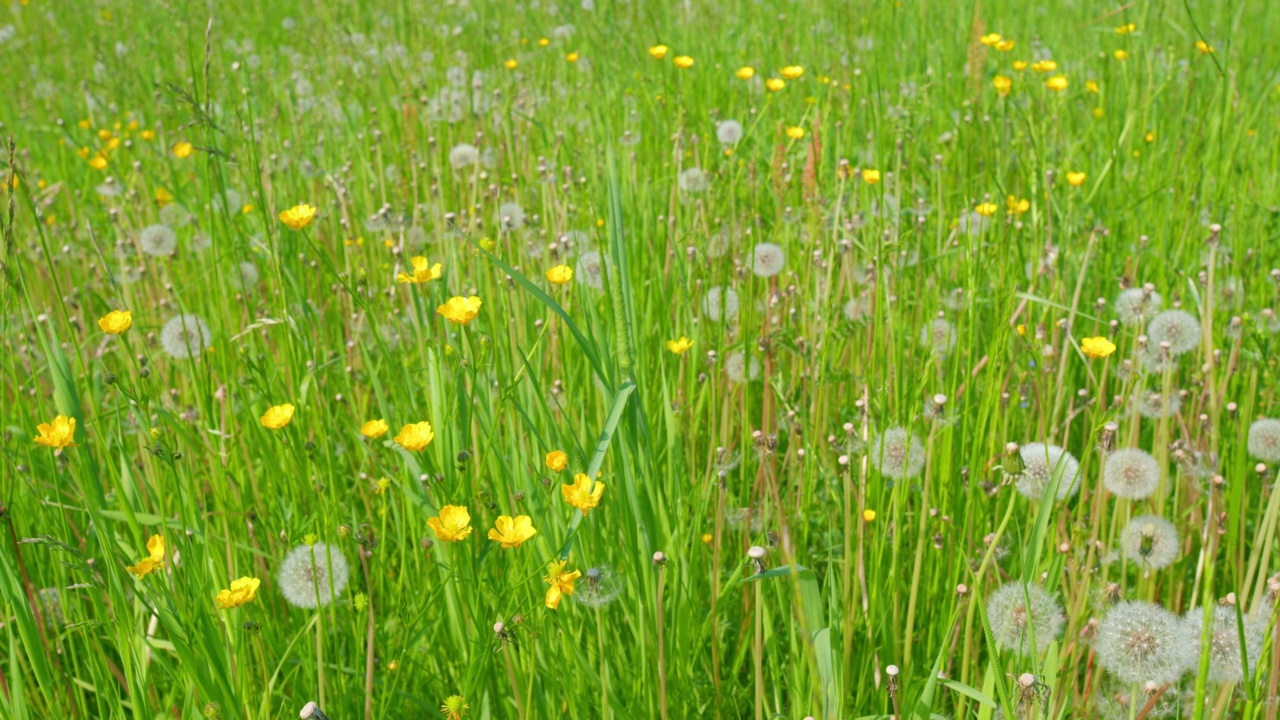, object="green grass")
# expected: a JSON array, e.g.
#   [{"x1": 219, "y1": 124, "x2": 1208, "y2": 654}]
[{"x1": 3, "y1": 0, "x2": 1280, "y2": 718}]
